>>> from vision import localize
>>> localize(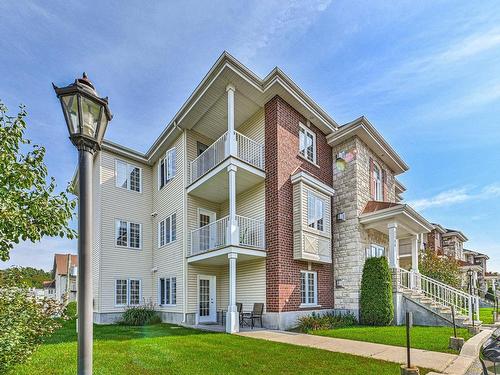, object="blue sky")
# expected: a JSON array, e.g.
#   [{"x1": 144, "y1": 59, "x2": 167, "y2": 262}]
[{"x1": 1, "y1": 0, "x2": 500, "y2": 271}]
